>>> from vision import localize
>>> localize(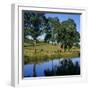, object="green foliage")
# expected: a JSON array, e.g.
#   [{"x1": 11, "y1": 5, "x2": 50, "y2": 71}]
[
  {"x1": 23, "y1": 11, "x2": 48, "y2": 40},
  {"x1": 44, "y1": 17, "x2": 61, "y2": 43},
  {"x1": 57, "y1": 19, "x2": 80, "y2": 51},
  {"x1": 23, "y1": 11, "x2": 80, "y2": 51}
]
